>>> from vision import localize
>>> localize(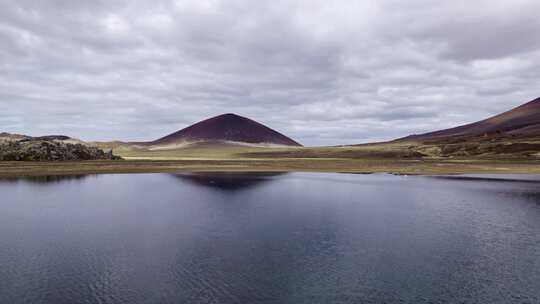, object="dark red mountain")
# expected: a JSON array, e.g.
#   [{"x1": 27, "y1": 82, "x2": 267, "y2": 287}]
[
  {"x1": 151, "y1": 113, "x2": 302, "y2": 146},
  {"x1": 404, "y1": 97, "x2": 540, "y2": 141}
]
